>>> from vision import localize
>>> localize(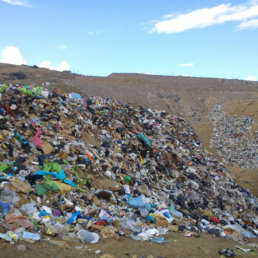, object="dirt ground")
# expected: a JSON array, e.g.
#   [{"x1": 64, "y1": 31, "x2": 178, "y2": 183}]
[
  {"x1": 192, "y1": 123, "x2": 220, "y2": 159},
  {"x1": 1, "y1": 232, "x2": 257, "y2": 258},
  {"x1": 228, "y1": 166, "x2": 258, "y2": 196},
  {"x1": 224, "y1": 99, "x2": 258, "y2": 121}
]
